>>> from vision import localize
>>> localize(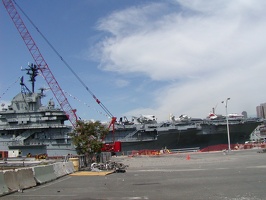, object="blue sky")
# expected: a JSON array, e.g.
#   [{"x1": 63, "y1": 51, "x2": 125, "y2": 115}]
[{"x1": 1, "y1": 0, "x2": 266, "y2": 123}]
